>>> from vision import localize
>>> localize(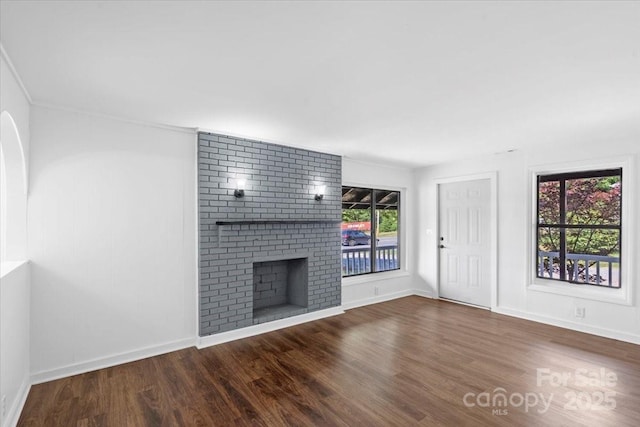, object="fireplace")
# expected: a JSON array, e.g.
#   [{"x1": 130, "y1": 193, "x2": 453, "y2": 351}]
[
  {"x1": 253, "y1": 257, "x2": 308, "y2": 323},
  {"x1": 198, "y1": 132, "x2": 342, "y2": 335}
]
